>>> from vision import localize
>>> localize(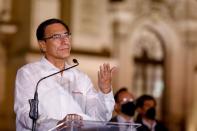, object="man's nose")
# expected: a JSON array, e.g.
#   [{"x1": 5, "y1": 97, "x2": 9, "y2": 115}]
[{"x1": 60, "y1": 36, "x2": 70, "y2": 42}]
